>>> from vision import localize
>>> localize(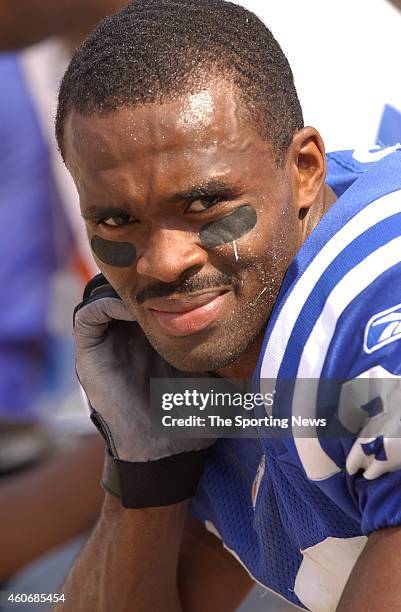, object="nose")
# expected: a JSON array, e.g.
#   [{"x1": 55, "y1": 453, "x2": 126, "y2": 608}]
[{"x1": 136, "y1": 228, "x2": 207, "y2": 283}]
